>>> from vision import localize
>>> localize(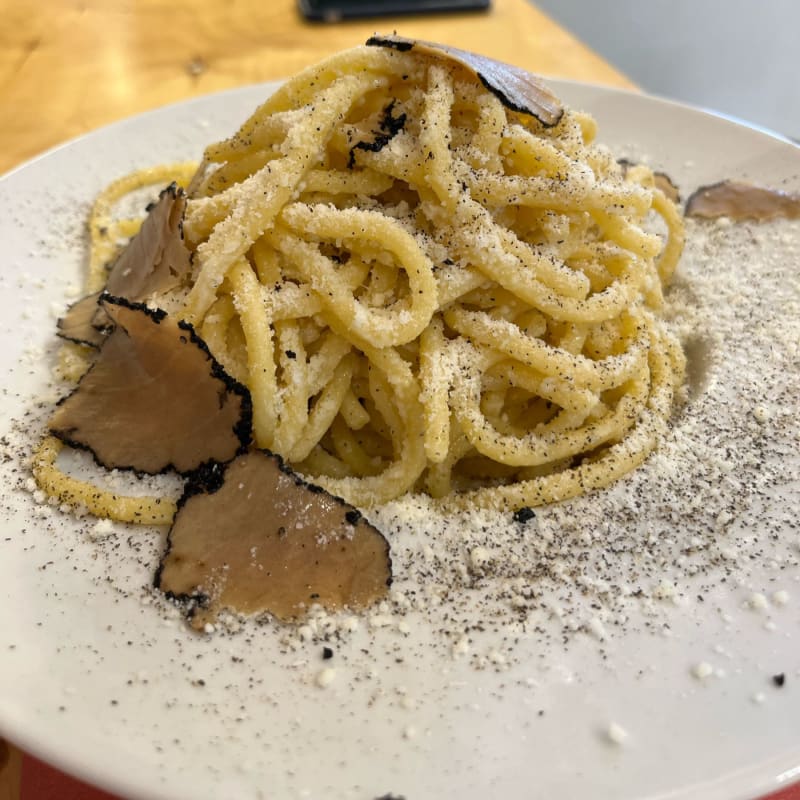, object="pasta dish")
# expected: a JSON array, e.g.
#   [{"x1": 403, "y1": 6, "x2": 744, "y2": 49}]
[{"x1": 34, "y1": 37, "x2": 686, "y2": 525}]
